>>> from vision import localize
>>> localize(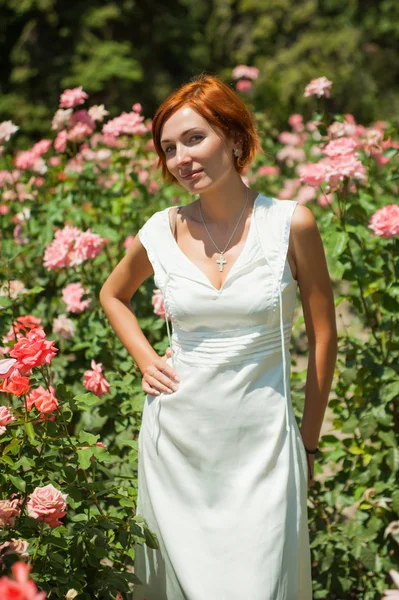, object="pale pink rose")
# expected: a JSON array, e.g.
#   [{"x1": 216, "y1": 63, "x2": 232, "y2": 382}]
[
  {"x1": 14, "y1": 150, "x2": 37, "y2": 170},
  {"x1": 71, "y1": 229, "x2": 106, "y2": 265},
  {"x1": 0, "y1": 498, "x2": 21, "y2": 527},
  {"x1": 132, "y1": 103, "x2": 142, "y2": 113},
  {"x1": 278, "y1": 179, "x2": 301, "y2": 200},
  {"x1": 26, "y1": 385, "x2": 58, "y2": 414},
  {"x1": 369, "y1": 205, "x2": 399, "y2": 238},
  {"x1": 298, "y1": 162, "x2": 328, "y2": 187},
  {"x1": 235, "y1": 79, "x2": 253, "y2": 93},
  {"x1": 59, "y1": 86, "x2": 88, "y2": 109},
  {"x1": 138, "y1": 170, "x2": 149, "y2": 184},
  {"x1": 54, "y1": 130, "x2": 68, "y2": 153},
  {"x1": 2, "y1": 189, "x2": 17, "y2": 201},
  {"x1": 52, "y1": 314, "x2": 76, "y2": 340},
  {"x1": 231, "y1": 65, "x2": 259, "y2": 80},
  {"x1": 147, "y1": 180, "x2": 159, "y2": 194},
  {"x1": 288, "y1": 114, "x2": 304, "y2": 133},
  {"x1": 277, "y1": 146, "x2": 306, "y2": 166},
  {"x1": 278, "y1": 132, "x2": 302, "y2": 146},
  {"x1": 9, "y1": 326, "x2": 58, "y2": 371},
  {"x1": 88, "y1": 104, "x2": 109, "y2": 122},
  {"x1": 70, "y1": 109, "x2": 95, "y2": 129},
  {"x1": 34, "y1": 177, "x2": 45, "y2": 187},
  {"x1": 151, "y1": 289, "x2": 170, "y2": 320},
  {"x1": 325, "y1": 154, "x2": 367, "y2": 188},
  {"x1": 27, "y1": 484, "x2": 67, "y2": 528},
  {"x1": 295, "y1": 185, "x2": 317, "y2": 205},
  {"x1": 124, "y1": 235, "x2": 135, "y2": 250},
  {"x1": 102, "y1": 112, "x2": 147, "y2": 137},
  {"x1": 51, "y1": 108, "x2": 73, "y2": 131},
  {"x1": 0, "y1": 121, "x2": 19, "y2": 143},
  {"x1": 48, "y1": 156, "x2": 62, "y2": 167},
  {"x1": 0, "y1": 170, "x2": 13, "y2": 187},
  {"x1": 317, "y1": 193, "x2": 334, "y2": 207},
  {"x1": 0, "y1": 279, "x2": 27, "y2": 299},
  {"x1": 0, "y1": 406, "x2": 15, "y2": 435},
  {"x1": 304, "y1": 76, "x2": 333, "y2": 98},
  {"x1": 31, "y1": 139, "x2": 52, "y2": 157},
  {"x1": 257, "y1": 165, "x2": 280, "y2": 177},
  {"x1": 0, "y1": 538, "x2": 29, "y2": 562},
  {"x1": 382, "y1": 569, "x2": 399, "y2": 599},
  {"x1": 0, "y1": 204, "x2": 10, "y2": 214},
  {"x1": 83, "y1": 360, "x2": 110, "y2": 397},
  {"x1": 67, "y1": 122, "x2": 94, "y2": 142},
  {"x1": 62, "y1": 282, "x2": 91, "y2": 313},
  {"x1": 323, "y1": 137, "x2": 357, "y2": 157},
  {"x1": 0, "y1": 561, "x2": 46, "y2": 600}
]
